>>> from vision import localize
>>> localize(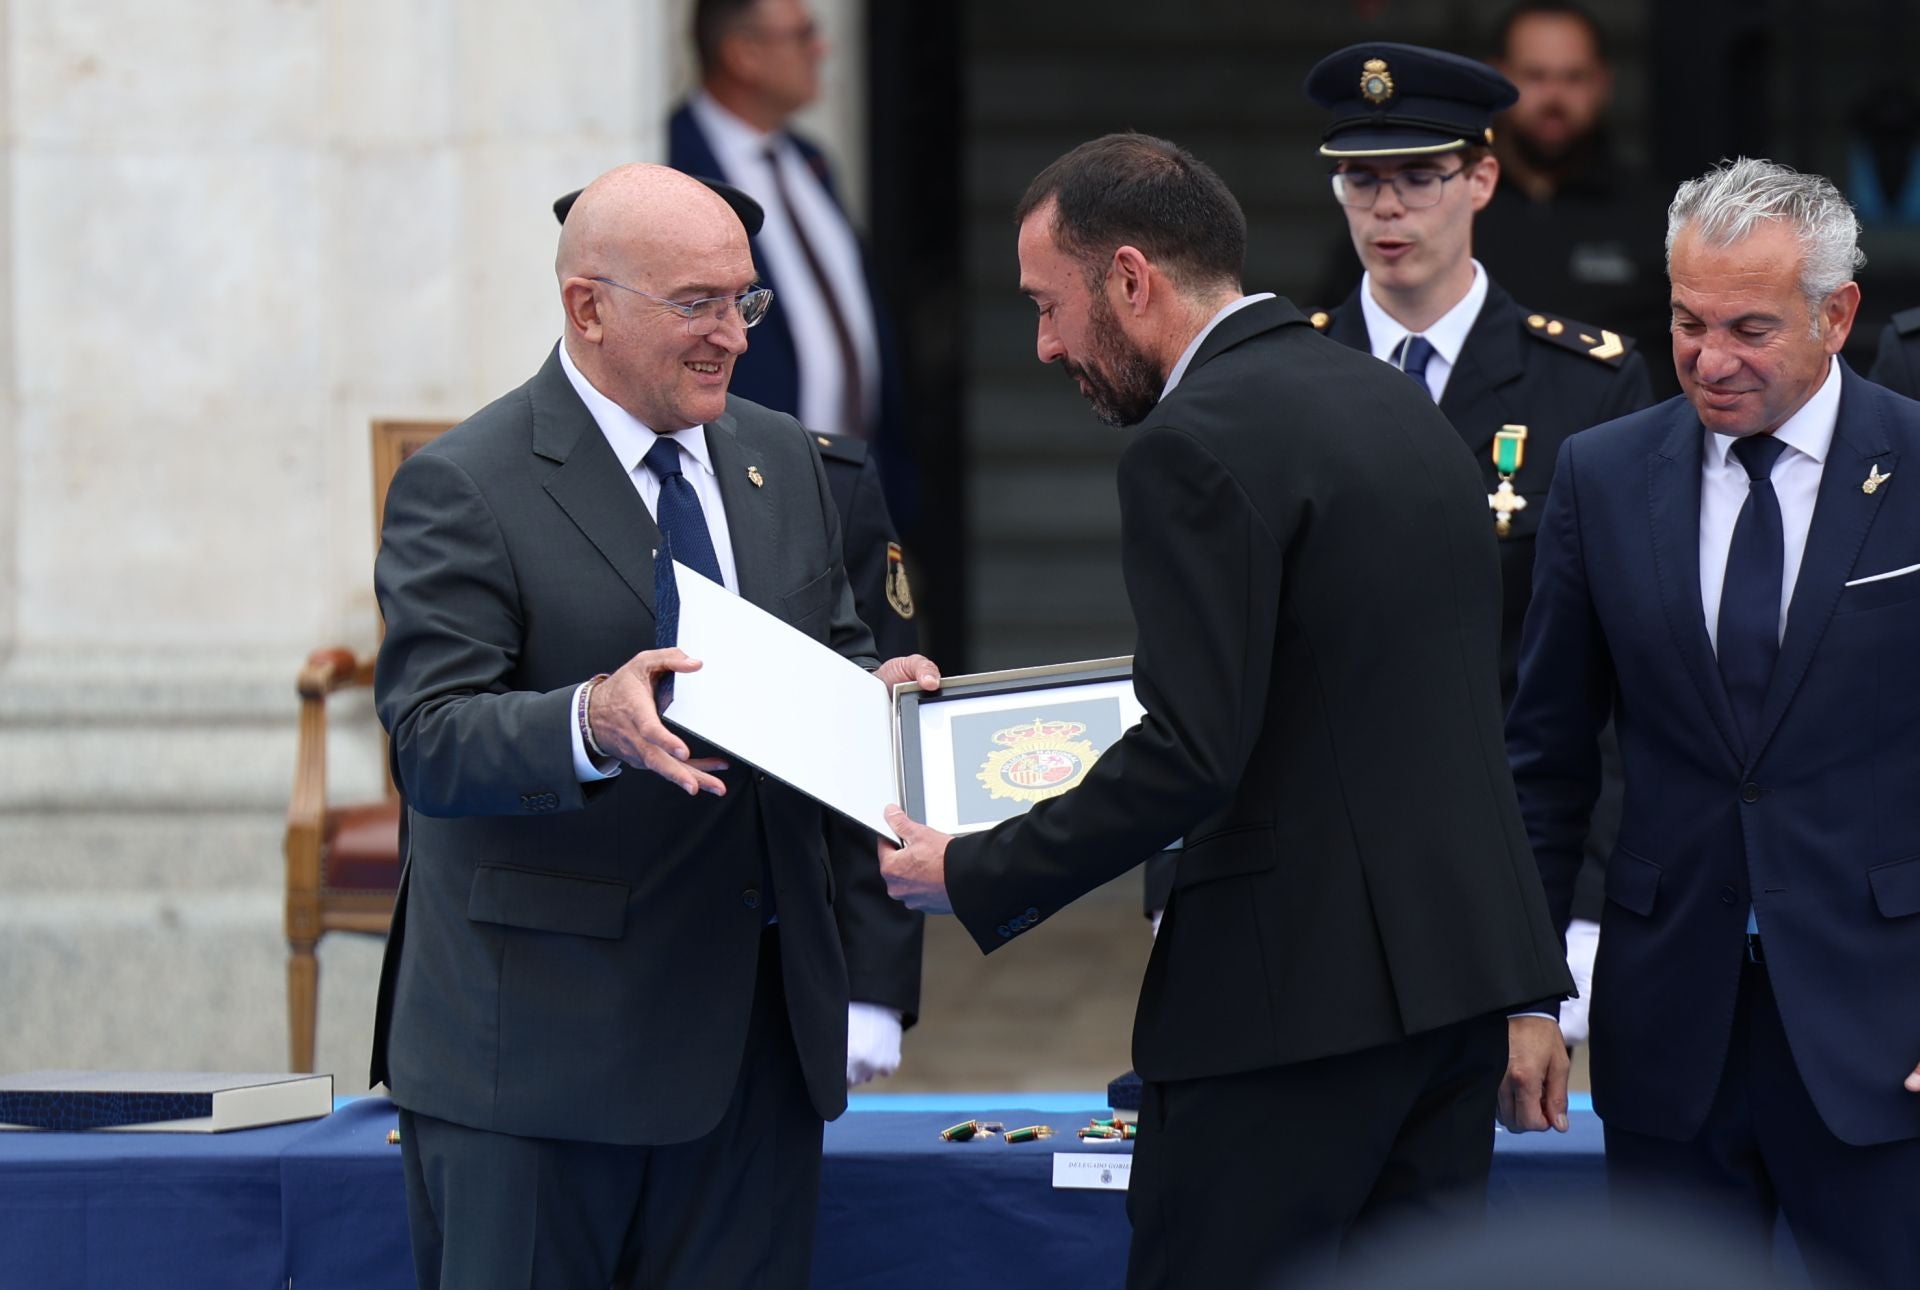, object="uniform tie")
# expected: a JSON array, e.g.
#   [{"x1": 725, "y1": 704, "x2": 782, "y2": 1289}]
[{"x1": 1395, "y1": 334, "x2": 1437, "y2": 398}]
